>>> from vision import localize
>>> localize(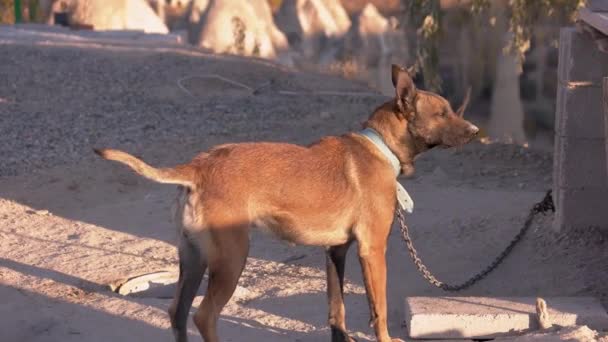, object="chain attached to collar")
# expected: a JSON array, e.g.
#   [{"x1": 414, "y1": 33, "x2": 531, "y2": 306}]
[{"x1": 397, "y1": 190, "x2": 555, "y2": 291}]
